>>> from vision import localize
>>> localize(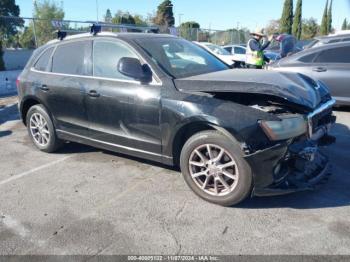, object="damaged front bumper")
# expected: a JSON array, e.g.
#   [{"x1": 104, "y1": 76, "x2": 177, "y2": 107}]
[
  {"x1": 249, "y1": 140, "x2": 332, "y2": 197},
  {"x1": 246, "y1": 126, "x2": 335, "y2": 197}
]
